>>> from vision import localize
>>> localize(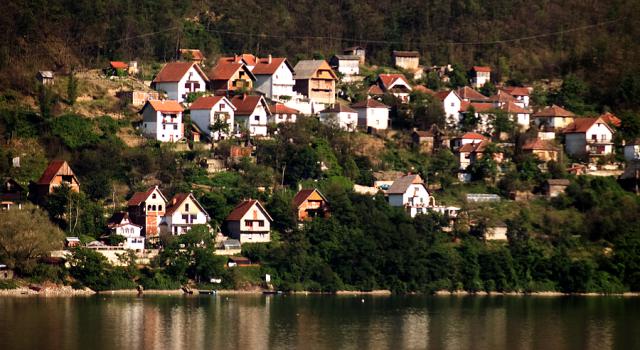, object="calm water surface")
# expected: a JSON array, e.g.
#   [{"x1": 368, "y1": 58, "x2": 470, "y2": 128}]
[{"x1": 0, "y1": 295, "x2": 638, "y2": 350}]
